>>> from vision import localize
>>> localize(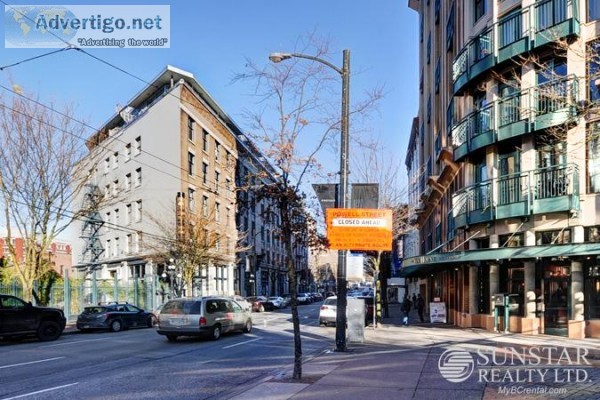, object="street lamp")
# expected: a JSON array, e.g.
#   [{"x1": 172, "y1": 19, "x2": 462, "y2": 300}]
[{"x1": 269, "y1": 49, "x2": 351, "y2": 352}]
